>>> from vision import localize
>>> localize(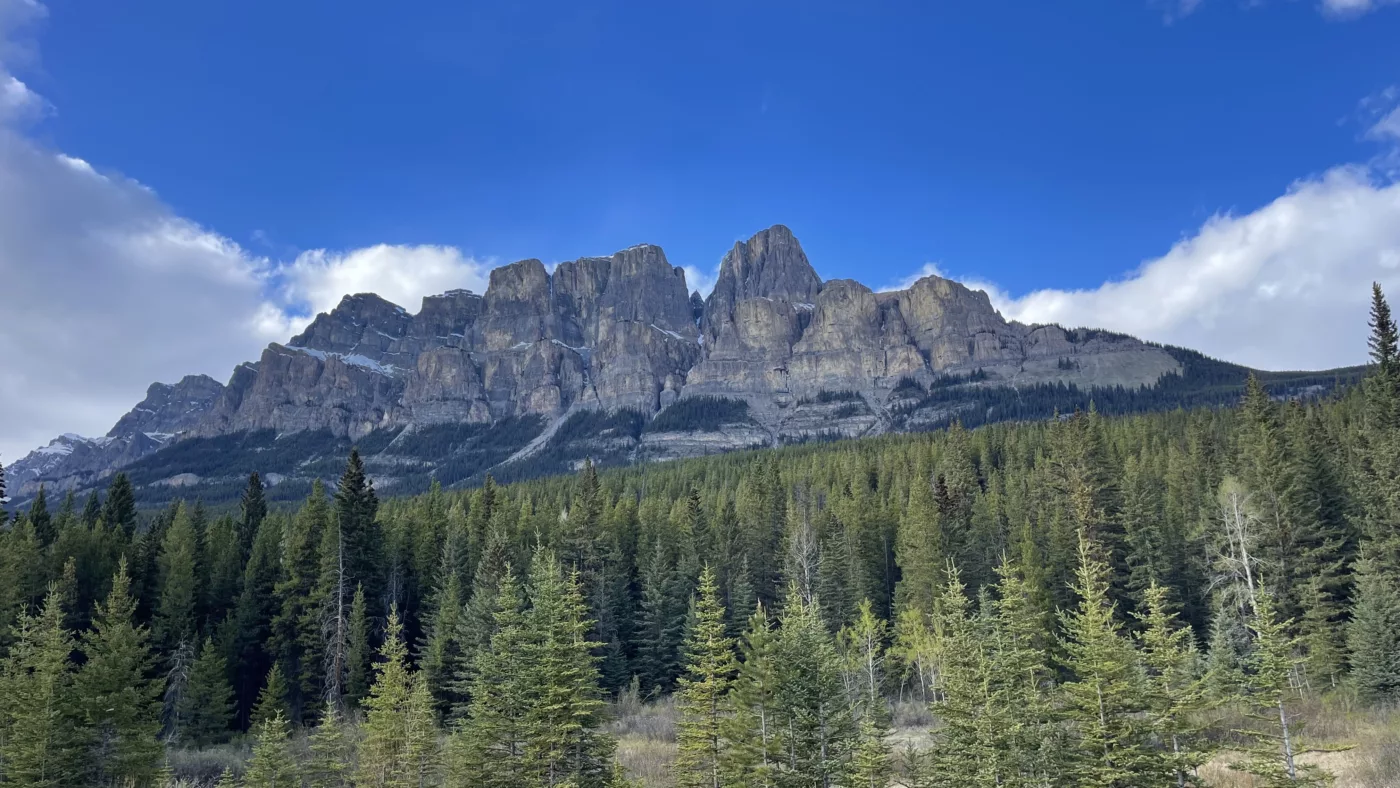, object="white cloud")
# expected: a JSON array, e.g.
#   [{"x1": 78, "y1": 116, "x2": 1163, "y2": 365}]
[
  {"x1": 280, "y1": 245, "x2": 492, "y2": 321},
  {"x1": 915, "y1": 166, "x2": 1400, "y2": 371},
  {"x1": 683, "y1": 264, "x2": 719, "y2": 297},
  {"x1": 1319, "y1": 0, "x2": 1398, "y2": 16}
]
